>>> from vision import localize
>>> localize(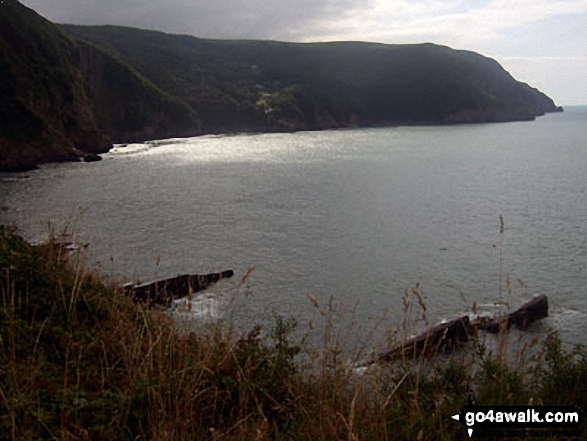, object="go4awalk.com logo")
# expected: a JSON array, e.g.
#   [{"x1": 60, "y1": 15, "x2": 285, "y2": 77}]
[{"x1": 451, "y1": 405, "x2": 584, "y2": 438}]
